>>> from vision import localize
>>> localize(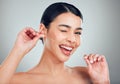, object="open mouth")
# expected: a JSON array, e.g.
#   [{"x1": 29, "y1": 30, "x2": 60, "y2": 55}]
[{"x1": 59, "y1": 44, "x2": 73, "y2": 56}]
